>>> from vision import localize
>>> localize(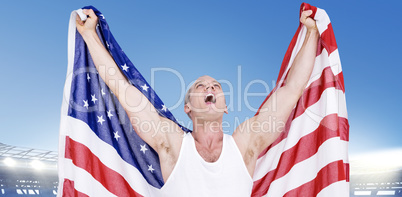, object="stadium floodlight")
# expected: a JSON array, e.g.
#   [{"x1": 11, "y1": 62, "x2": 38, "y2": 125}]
[
  {"x1": 350, "y1": 148, "x2": 402, "y2": 174},
  {"x1": 4, "y1": 157, "x2": 16, "y2": 167},
  {"x1": 31, "y1": 160, "x2": 45, "y2": 170}
]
